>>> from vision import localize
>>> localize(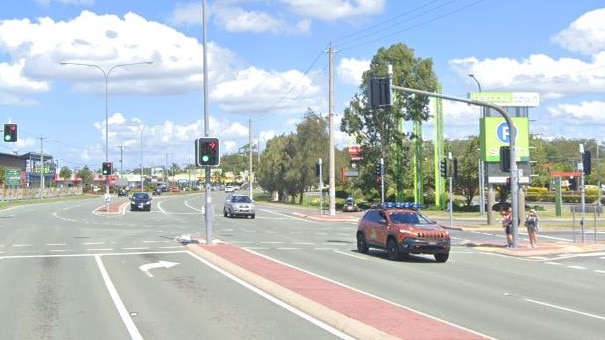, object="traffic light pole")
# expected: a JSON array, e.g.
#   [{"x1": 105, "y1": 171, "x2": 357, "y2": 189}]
[
  {"x1": 392, "y1": 85, "x2": 519, "y2": 247},
  {"x1": 380, "y1": 158, "x2": 385, "y2": 204},
  {"x1": 202, "y1": 0, "x2": 212, "y2": 246}
]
